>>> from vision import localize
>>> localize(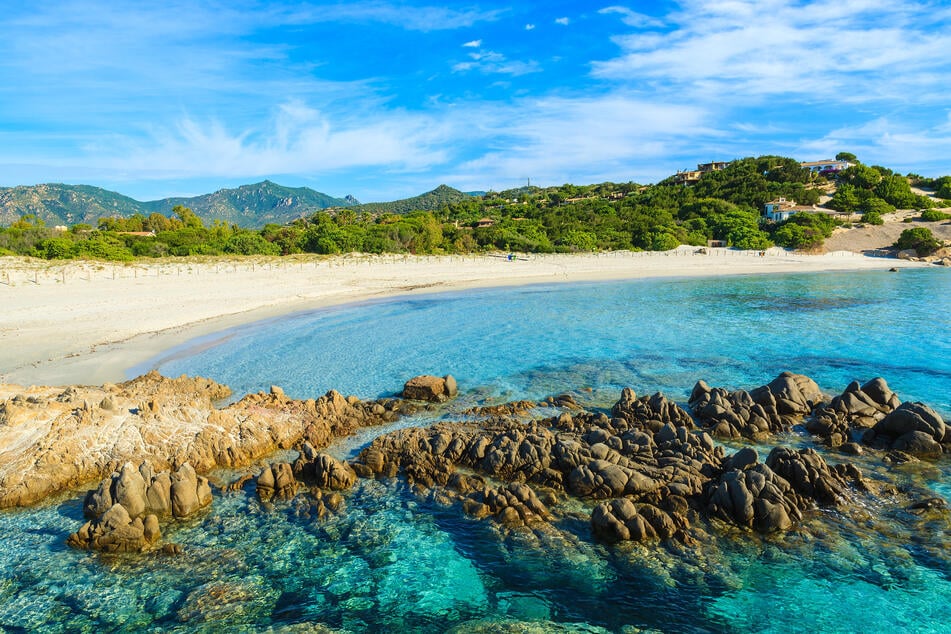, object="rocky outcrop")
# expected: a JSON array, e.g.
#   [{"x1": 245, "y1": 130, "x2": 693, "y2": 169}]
[
  {"x1": 707, "y1": 463, "x2": 804, "y2": 532},
  {"x1": 355, "y1": 389, "x2": 727, "y2": 544},
  {"x1": 689, "y1": 372, "x2": 822, "y2": 439},
  {"x1": 0, "y1": 372, "x2": 403, "y2": 508},
  {"x1": 610, "y1": 388, "x2": 695, "y2": 433},
  {"x1": 864, "y1": 402, "x2": 948, "y2": 456},
  {"x1": 257, "y1": 444, "x2": 357, "y2": 502},
  {"x1": 807, "y1": 377, "x2": 900, "y2": 446},
  {"x1": 66, "y1": 502, "x2": 162, "y2": 553},
  {"x1": 591, "y1": 497, "x2": 688, "y2": 542},
  {"x1": 462, "y1": 482, "x2": 550, "y2": 527},
  {"x1": 68, "y1": 461, "x2": 211, "y2": 552},
  {"x1": 402, "y1": 374, "x2": 458, "y2": 402},
  {"x1": 764, "y1": 447, "x2": 859, "y2": 506}
]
